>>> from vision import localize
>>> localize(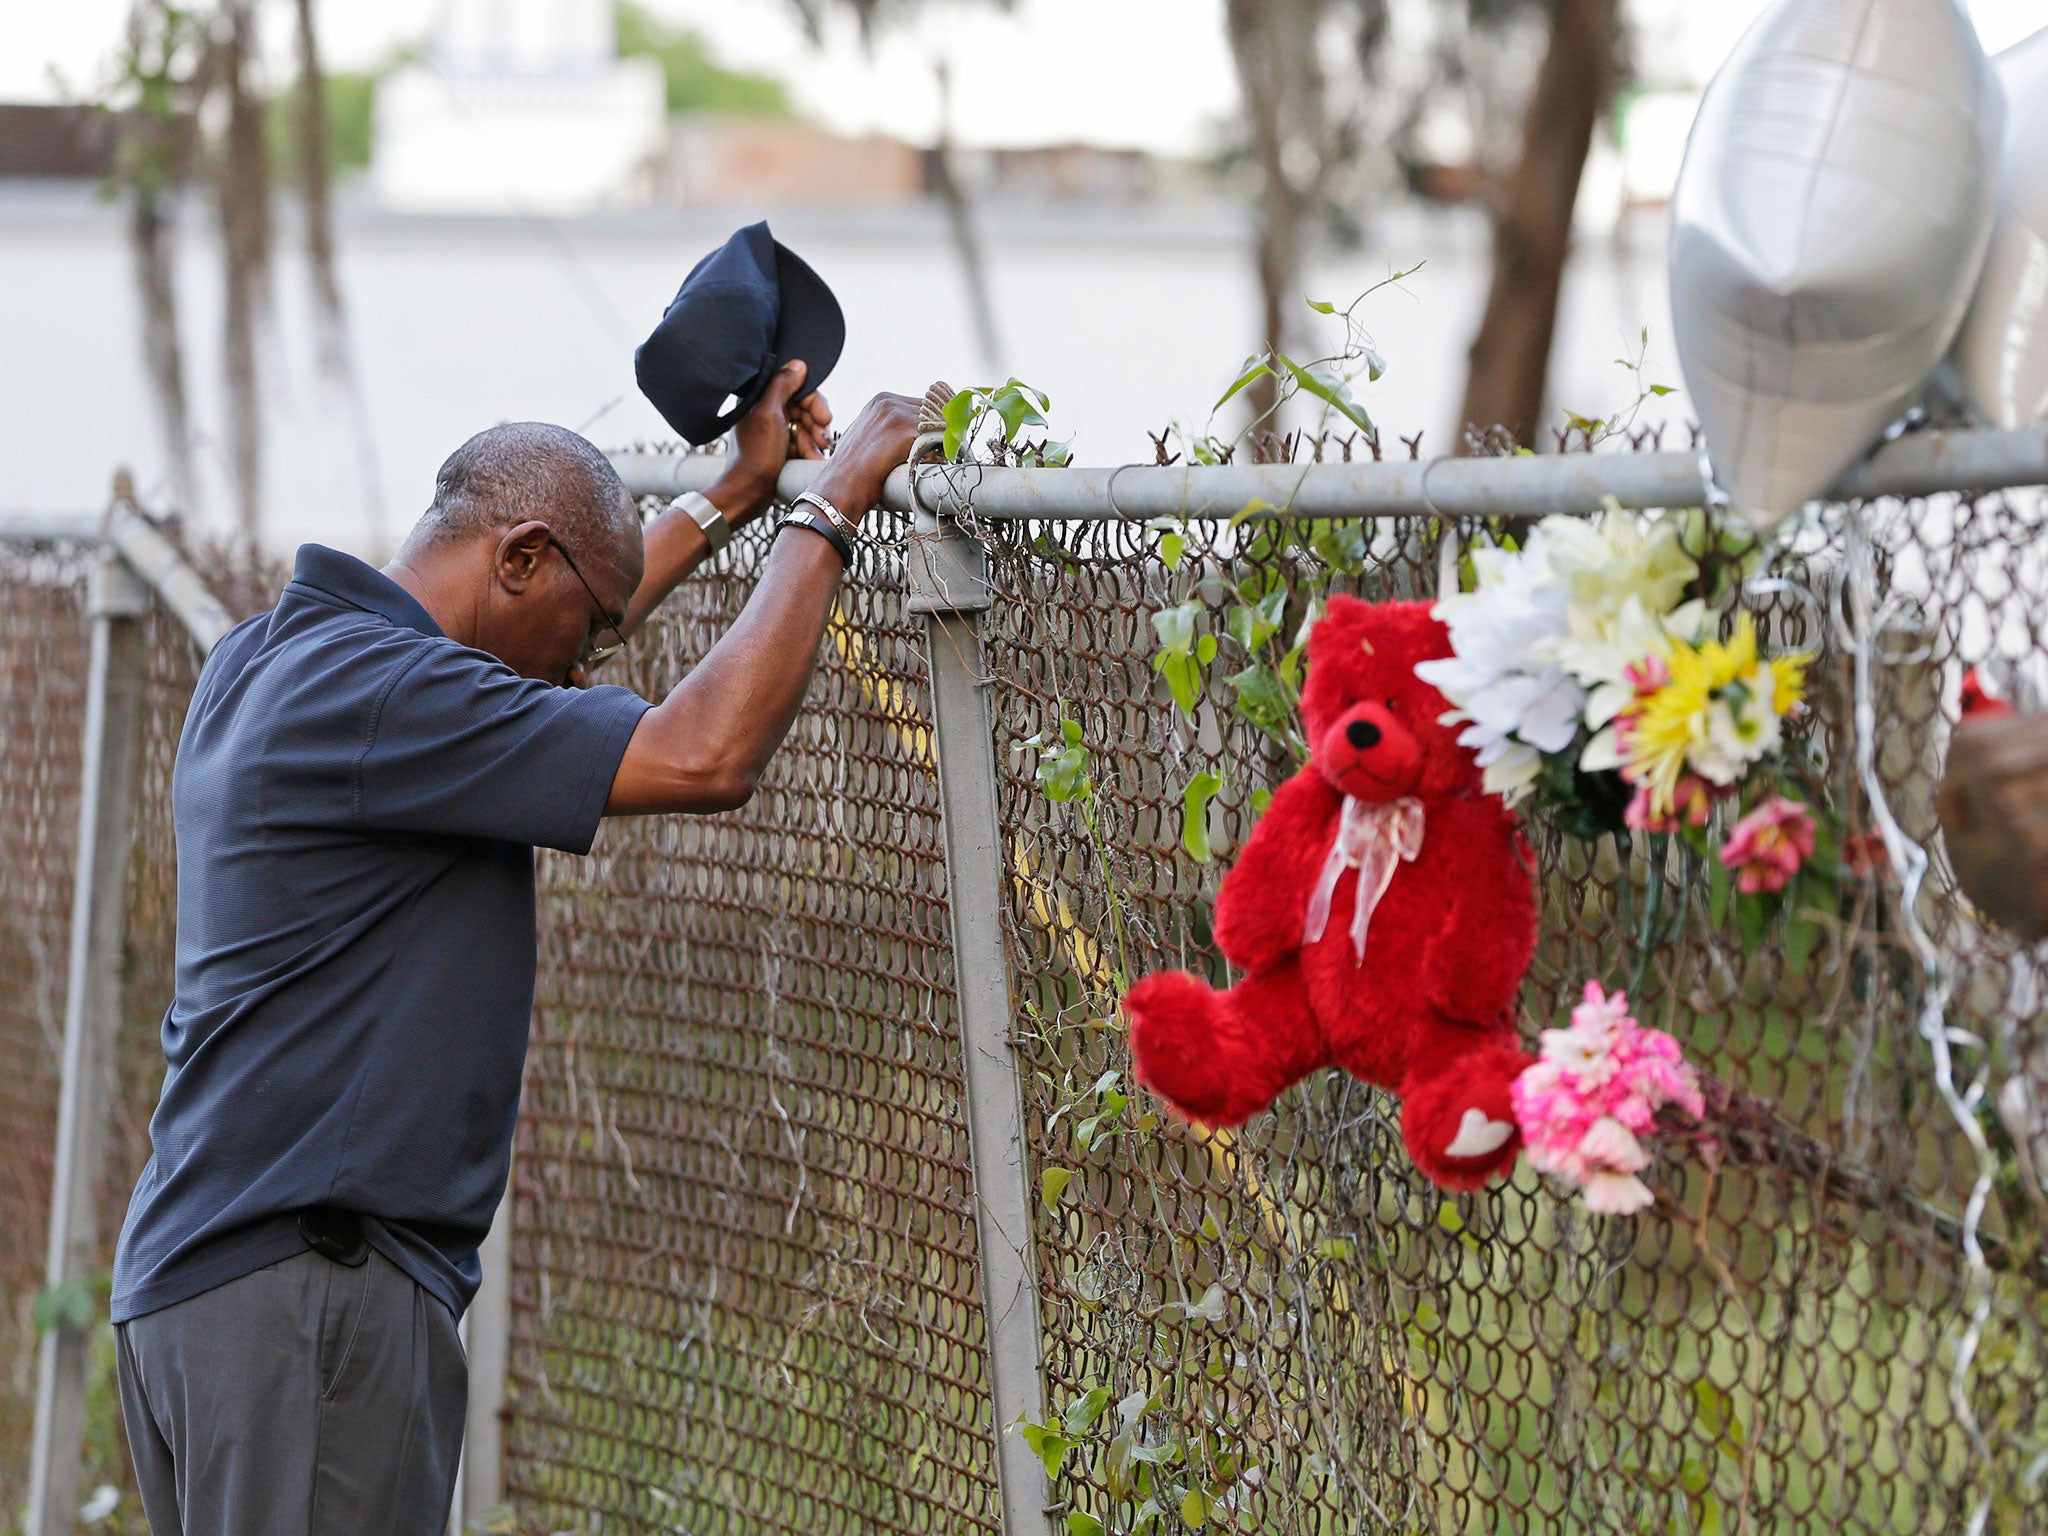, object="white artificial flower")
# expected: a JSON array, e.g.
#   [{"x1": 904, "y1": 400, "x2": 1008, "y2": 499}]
[
  {"x1": 1421, "y1": 512, "x2": 1709, "y2": 803},
  {"x1": 1542, "y1": 512, "x2": 1698, "y2": 628},
  {"x1": 1576, "y1": 1116, "x2": 1651, "y2": 1172},
  {"x1": 1690, "y1": 689, "x2": 1788, "y2": 786},
  {"x1": 1578, "y1": 724, "x2": 1625, "y2": 774},
  {"x1": 1538, "y1": 1023, "x2": 1620, "y2": 1089},
  {"x1": 1558, "y1": 596, "x2": 1710, "y2": 728},
  {"x1": 1582, "y1": 1171, "x2": 1657, "y2": 1215},
  {"x1": 1419, "y1": 525, "x2": 1586, "y2": 801},
  {"x1": 1482, "y1": 743, "x2": 1543, "y2": 800}
]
